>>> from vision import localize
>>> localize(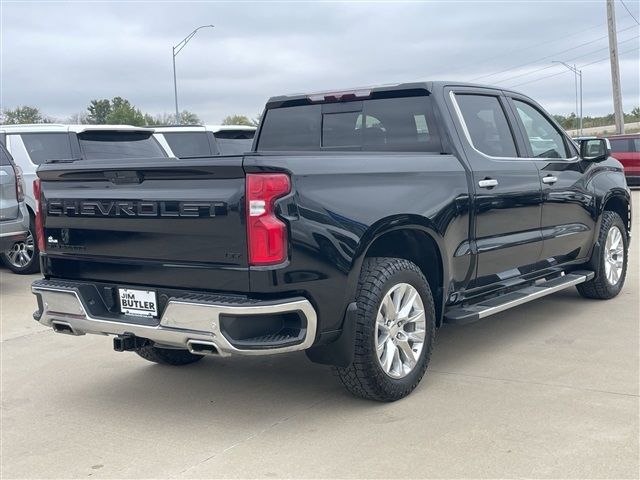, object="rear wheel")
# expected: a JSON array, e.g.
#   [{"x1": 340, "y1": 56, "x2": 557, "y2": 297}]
[
  {"x1": 135, "y1": 345, "x2": 204, "y2": 366},
  {"x1": 577, "y1": 211, "x2": 628, "y2": 299},
  {"x1": 335, "y1": 257, "x2": 436, "y2": 402},
  {"x1": 2, "y1": 215, "x2": 40, "y2": 274}
]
